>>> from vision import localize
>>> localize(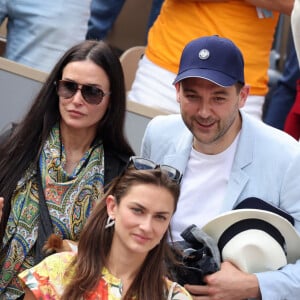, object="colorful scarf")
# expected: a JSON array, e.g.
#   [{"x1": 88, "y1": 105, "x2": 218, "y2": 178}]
[{"x1": 0, "y1": 124, "x2": 104, "y2": 298}]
